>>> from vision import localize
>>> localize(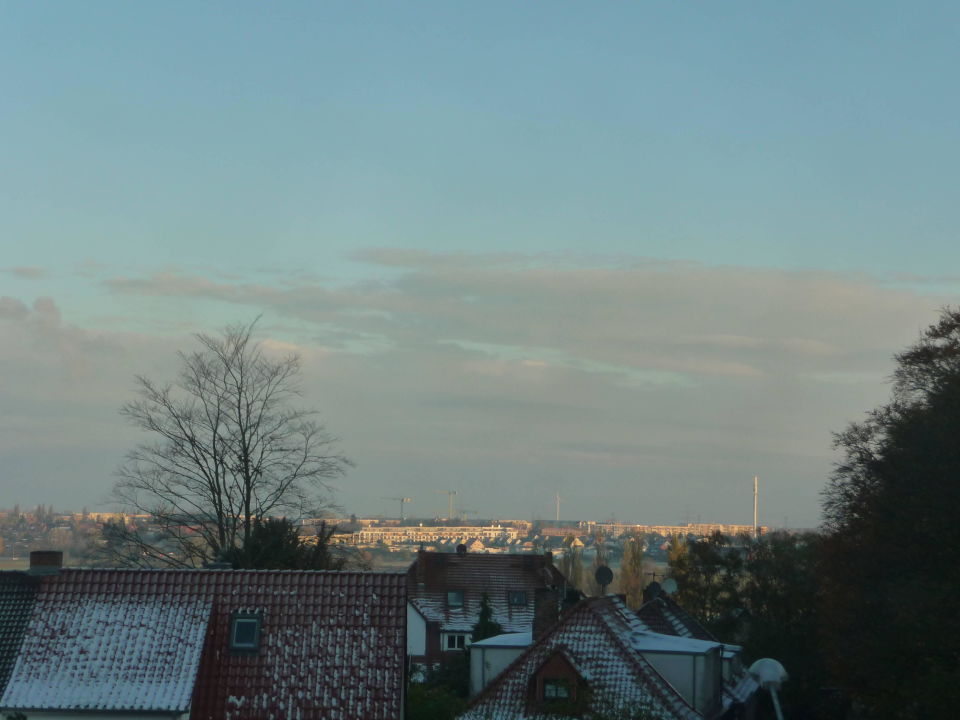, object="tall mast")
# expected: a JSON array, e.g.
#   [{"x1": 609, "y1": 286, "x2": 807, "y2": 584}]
[{"x1": 753, "y1": 475, "x2": 759, "y2": 539}]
